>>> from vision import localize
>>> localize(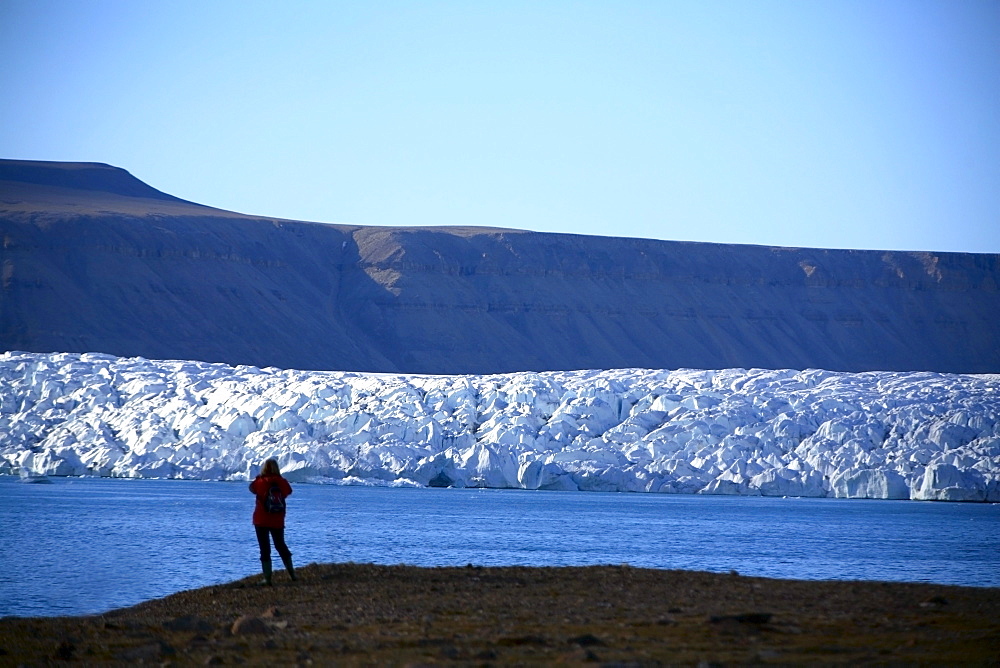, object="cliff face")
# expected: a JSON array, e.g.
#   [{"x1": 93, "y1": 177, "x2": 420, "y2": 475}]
[{"x1": 2, "y1": 159, "x2": 998, "y2": 373}]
